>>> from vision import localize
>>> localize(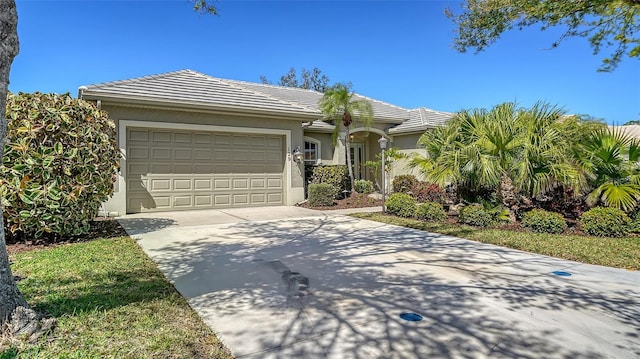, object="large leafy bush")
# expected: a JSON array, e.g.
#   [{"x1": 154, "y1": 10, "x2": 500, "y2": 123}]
[
  {"x1": 1, "y1": 92, "x2": 120, "y2": 238},
  {"x1": 310, "y1": 165, "x2": 349, "y2": 198},
  {"x1": 385, "y1": 193, "x2": 417, "y2": 218},
  {"x1": 521, "y1": 209, "x2": 567, "y2": 234},
  {"x1": 415, "y1": 202, "x2": 447, "y2": 222},
  {"x1": 579, "y1": 207, "x2": 631, "y2": 237}
]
